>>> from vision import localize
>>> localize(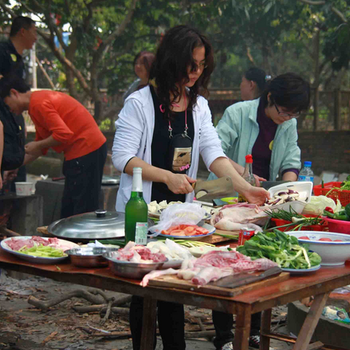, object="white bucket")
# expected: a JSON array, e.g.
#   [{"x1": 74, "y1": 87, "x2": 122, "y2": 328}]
[{"x1": 15, "y1": 182, "x2": 36, "y2": 196}]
